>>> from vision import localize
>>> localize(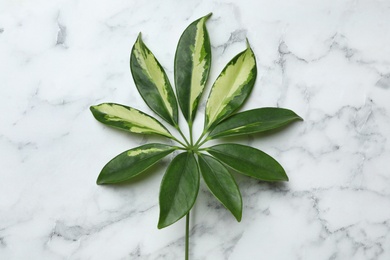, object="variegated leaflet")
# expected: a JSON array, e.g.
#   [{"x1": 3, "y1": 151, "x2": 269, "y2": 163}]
[{"x1": 90, "y1": 13, "x2": 302, "y2": 260}]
